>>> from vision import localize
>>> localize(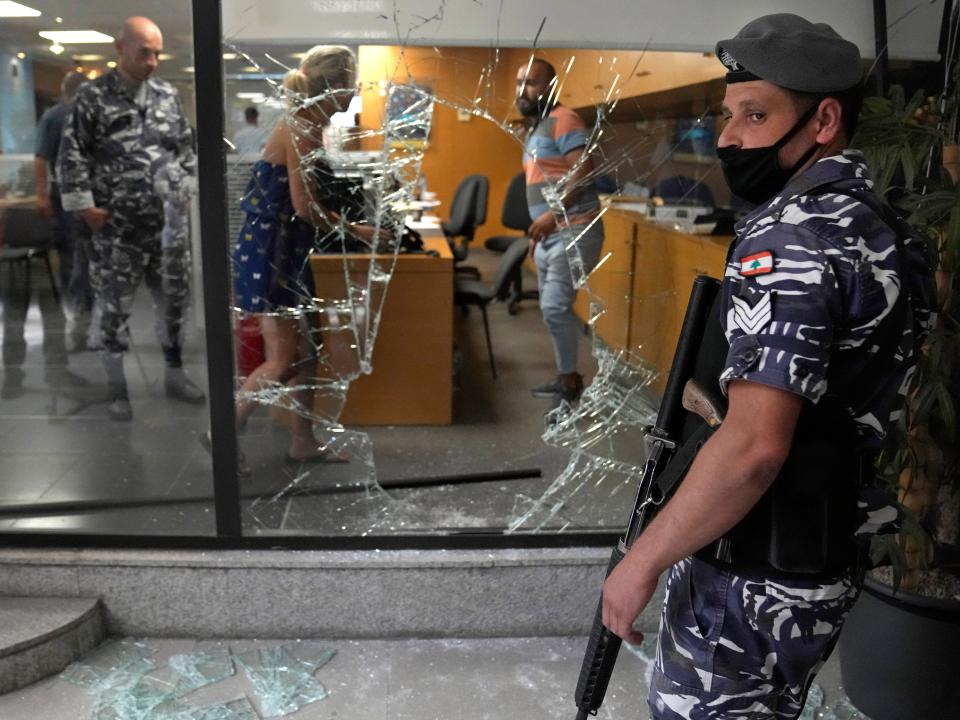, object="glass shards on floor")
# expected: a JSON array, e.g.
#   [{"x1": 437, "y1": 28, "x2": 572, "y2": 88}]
[{"x1": 59, "y1": 639, "x2": 336, "y2": 719}]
